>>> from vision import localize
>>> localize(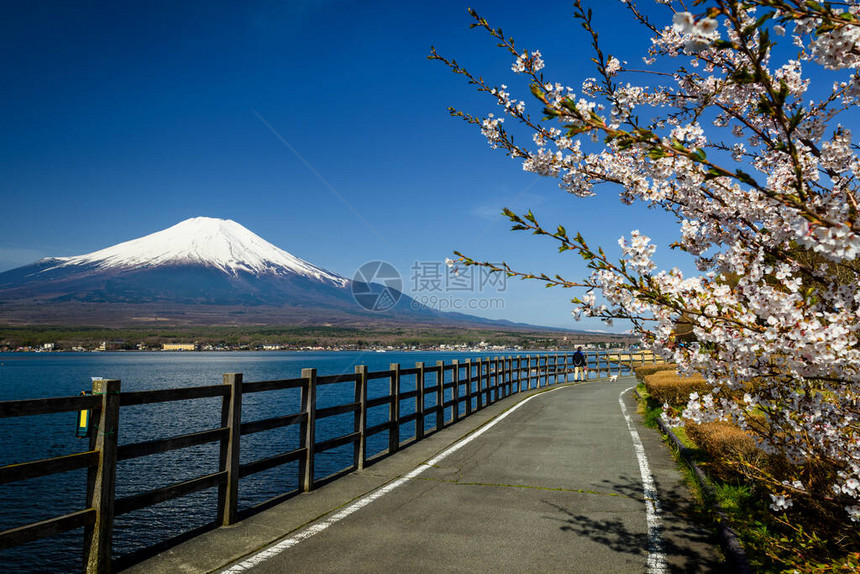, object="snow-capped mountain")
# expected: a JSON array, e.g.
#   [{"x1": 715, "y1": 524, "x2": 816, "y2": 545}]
[
  {"x1": 47, "y1": 217, "x2": 348, "y2": 286},
  {"x1": 0, "y1": 217, "x2": 505, "y2": 328}
]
